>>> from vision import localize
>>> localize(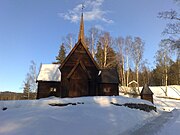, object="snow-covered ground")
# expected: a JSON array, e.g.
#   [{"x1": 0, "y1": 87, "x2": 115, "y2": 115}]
[
  {"x1": 0, "y1": 96, "x2": 158, "y2": 135},
  {"x1": 0, "y1": 95, "x2": 179, "y2": 135},
  {"x1": 120, "y1": 85, "x2": 180, "y2": 99},
  {"x1": 156, "y1": 109, "x2": 180, "y2": 135}
]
